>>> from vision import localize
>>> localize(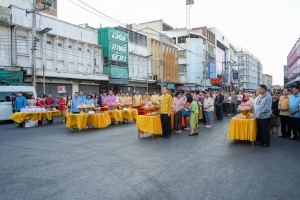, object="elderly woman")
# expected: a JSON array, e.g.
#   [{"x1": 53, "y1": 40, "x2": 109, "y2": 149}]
[
  {"x1": 270, "y1": 93, "x2": 280, "y2": 134},
  {"x1": 27, "y1": 94, "x2": 36, "y2": 107},
  {"x1": 203, "y1": 92, "x2": 214, "y2": 128},
  {"x1": 188, "y1": 95, "x2": 199, "y2": 136},
  {"x1": 172, "y1": 92, "x2": 183, "y2": 133}
]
